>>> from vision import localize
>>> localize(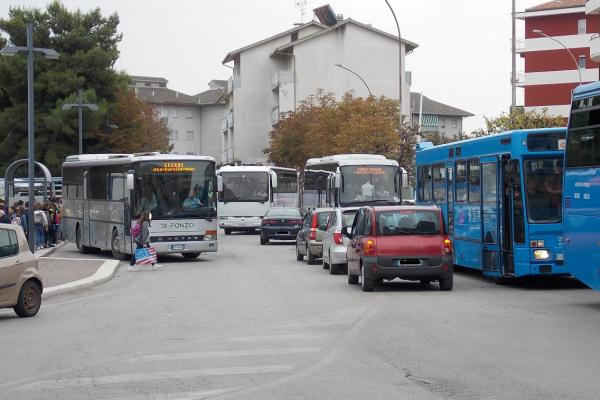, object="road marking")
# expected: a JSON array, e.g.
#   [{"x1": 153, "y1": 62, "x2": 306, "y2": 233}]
[
  {"x1": 128, "y1": 346, "x2": 321, "y2": 362},
  {"x1": 38, "y1": 256, "x2": 110, "y2": 262},
  {"x1": 104, "y1": 388, "x2": 238, "y2": 400},
  {"x1": 15, "y1": 365, "x2": 296, "y2": 391},
  {"x1": 228, "y1": 333, "x2": 329, "y2": 342}
]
